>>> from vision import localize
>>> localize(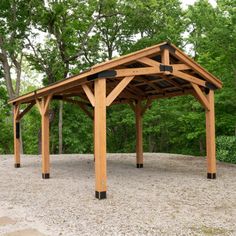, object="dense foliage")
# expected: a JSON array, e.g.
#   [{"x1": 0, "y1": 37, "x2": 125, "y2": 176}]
[
  {"x1": 216, "y1": 136, "x2": 236, "y2": 163},
  {"x1": 0, "y1": 0, "x2": 235, "y2": 163}
]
